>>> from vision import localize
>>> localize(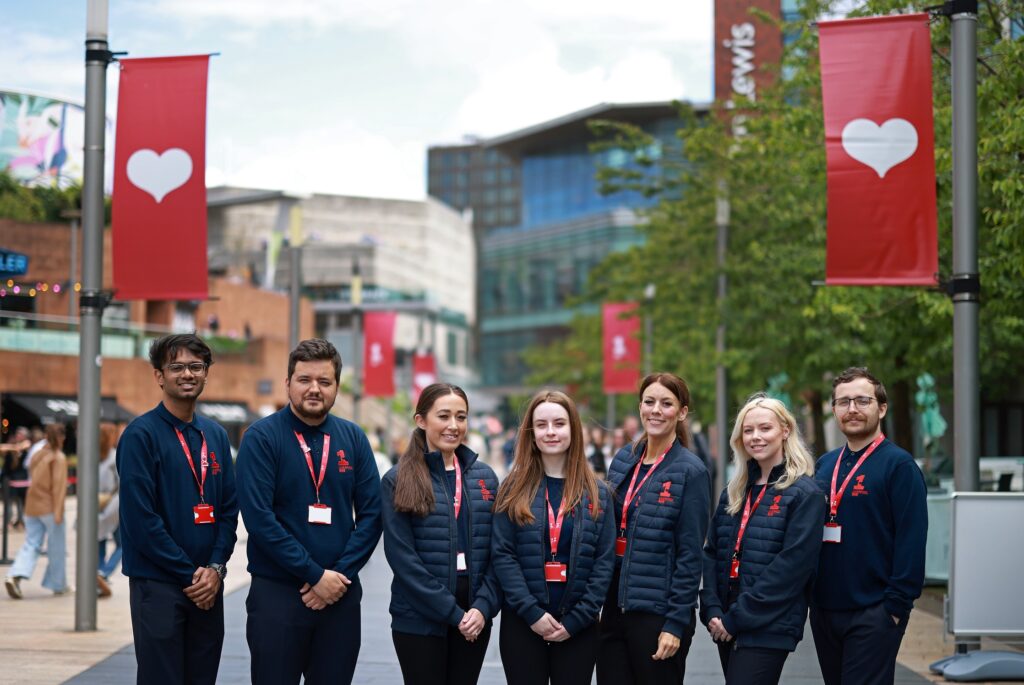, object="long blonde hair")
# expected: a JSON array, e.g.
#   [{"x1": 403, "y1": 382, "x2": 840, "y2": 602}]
[{"x1": 726, "y1": 395, "x2": 813, "y2": 515}]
